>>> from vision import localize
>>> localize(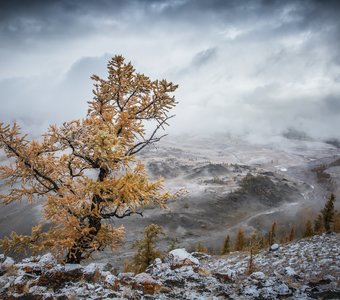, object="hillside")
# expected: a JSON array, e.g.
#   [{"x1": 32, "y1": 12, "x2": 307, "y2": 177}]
[
  {"x1": 1, "y1": 136, "x2": 340, "y2": 266},
  {"x1": 1, "y1": 233, "x2": 339, "y2": 299}
]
